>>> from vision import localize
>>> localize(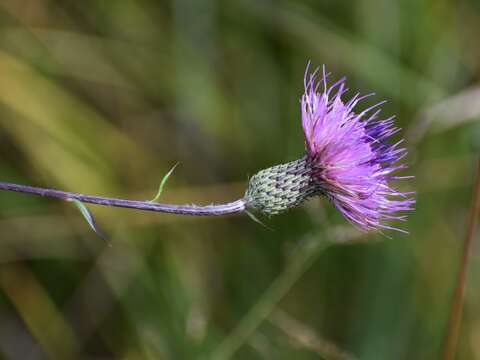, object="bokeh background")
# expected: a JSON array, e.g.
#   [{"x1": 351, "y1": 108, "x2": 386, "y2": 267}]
[{"x1": 0, "y1": 0, "x2": 479, "y2": 359}]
